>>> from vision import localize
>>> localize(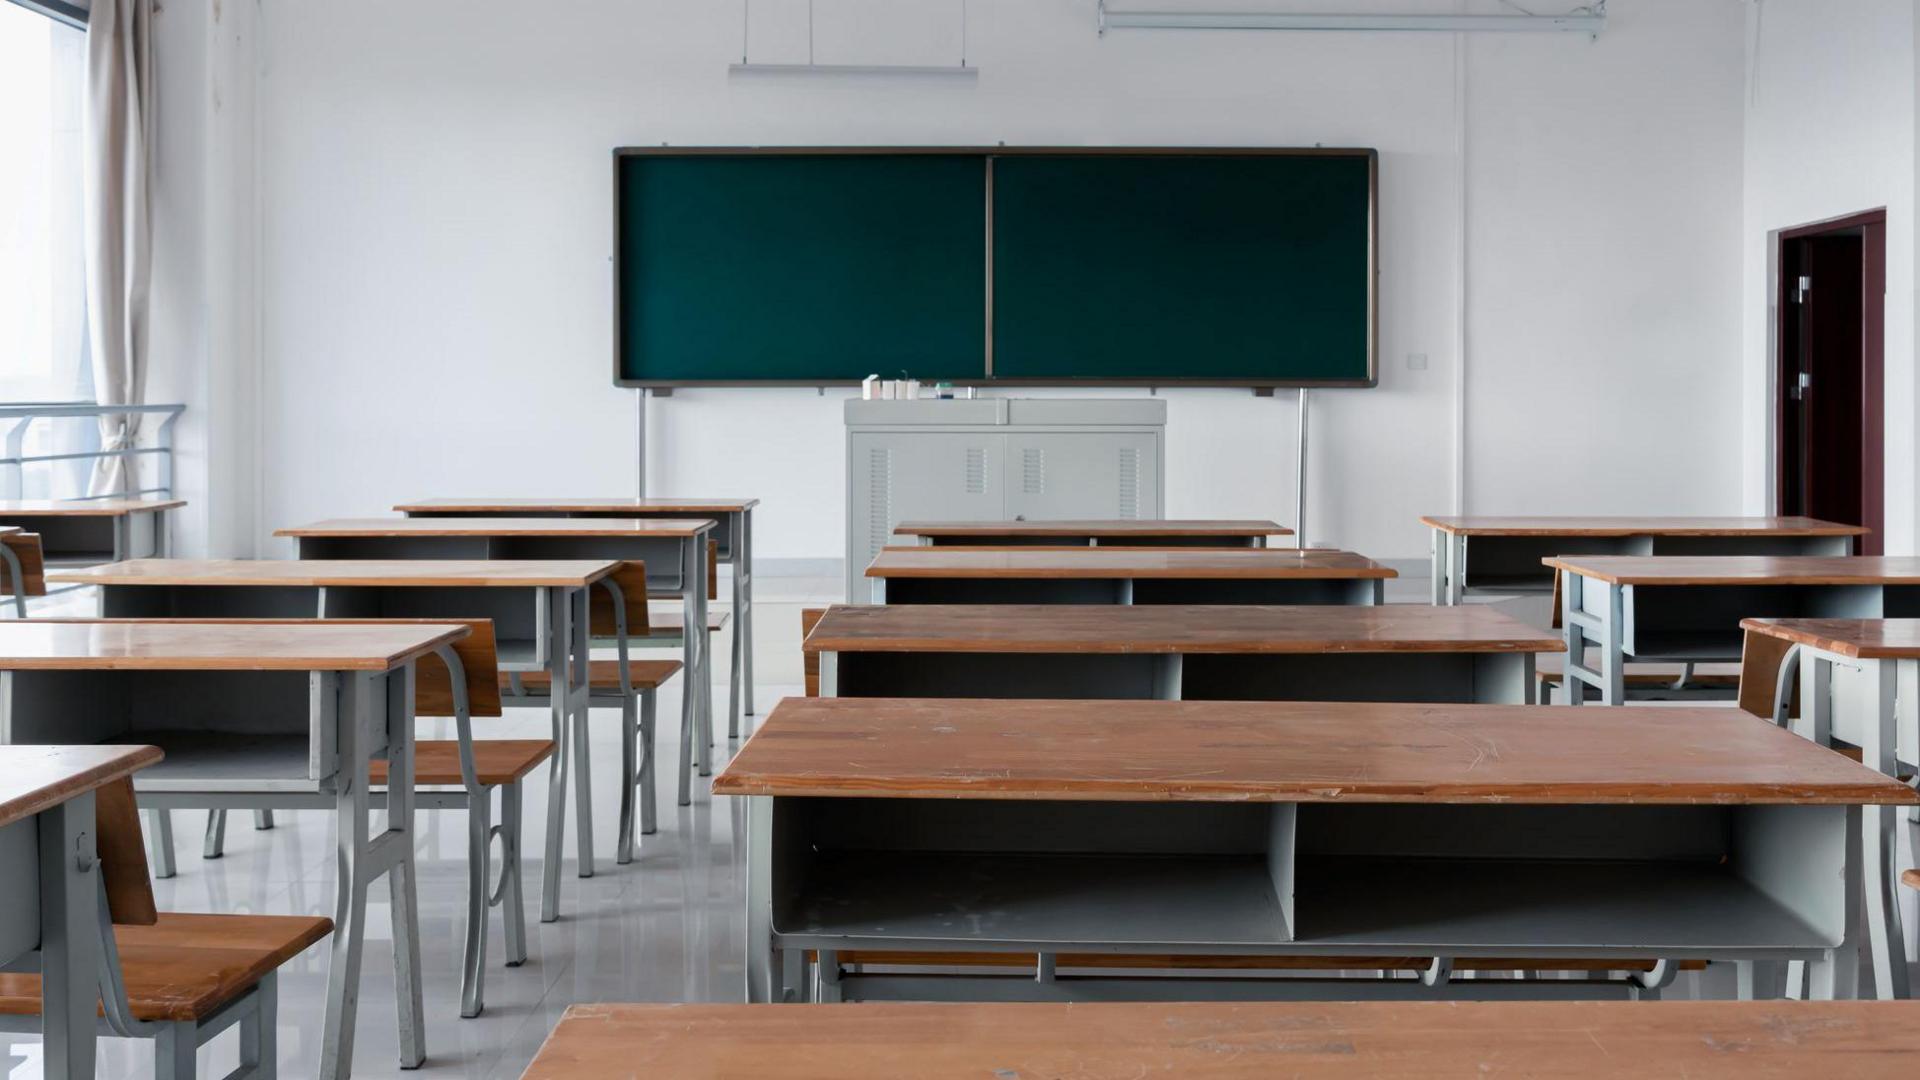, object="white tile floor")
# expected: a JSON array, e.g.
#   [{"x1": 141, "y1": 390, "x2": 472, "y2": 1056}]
[{"x1": 6, "y1": 572, "x2": 1914, "y2": 1078}]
